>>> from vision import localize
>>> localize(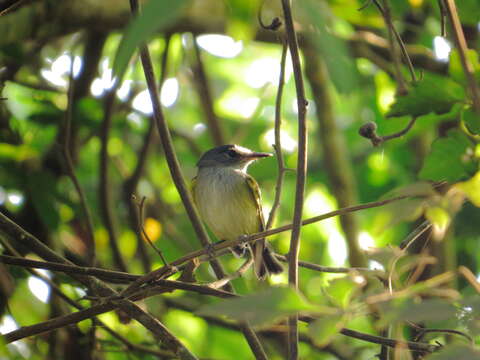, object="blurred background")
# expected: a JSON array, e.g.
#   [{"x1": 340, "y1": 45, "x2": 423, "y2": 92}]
[{"x1": 0, "y1": 0, "x2": 479, "y2": 359}]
